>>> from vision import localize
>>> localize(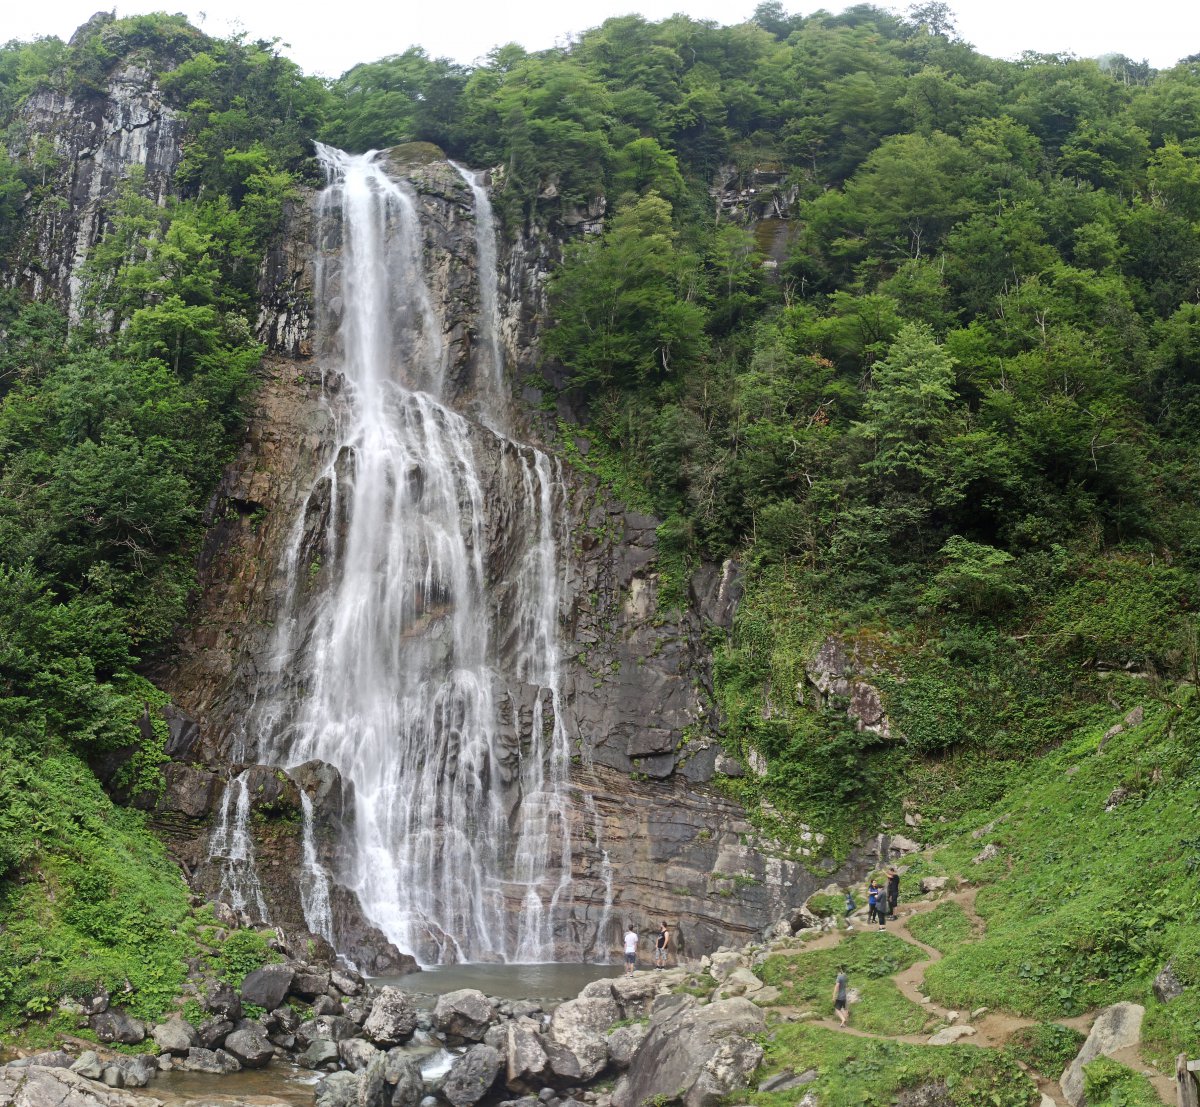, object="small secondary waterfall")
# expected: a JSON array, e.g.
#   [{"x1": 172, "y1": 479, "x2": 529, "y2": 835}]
[
  {"x1": 212, "y1": 146, "x2": 576, "y2": 964},
  {"x1": 451, "y1": 162, "x2": 505, "y2": 423},
  {"x1": 209, "y1": 776, "x2": 269, "y2": 922}
]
